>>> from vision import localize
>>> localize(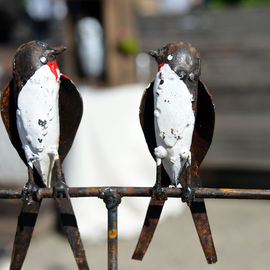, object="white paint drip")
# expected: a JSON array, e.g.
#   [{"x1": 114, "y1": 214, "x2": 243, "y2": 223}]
[
  {"x1": 16, "y1": 64, "x2": 60, "y2": 187},
  {"x1": 154, "y1": 109, "x2": 160, "y2": 118},
  {"x1": 153, "y1": 64, "x2": 195, "y2": 186}
]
